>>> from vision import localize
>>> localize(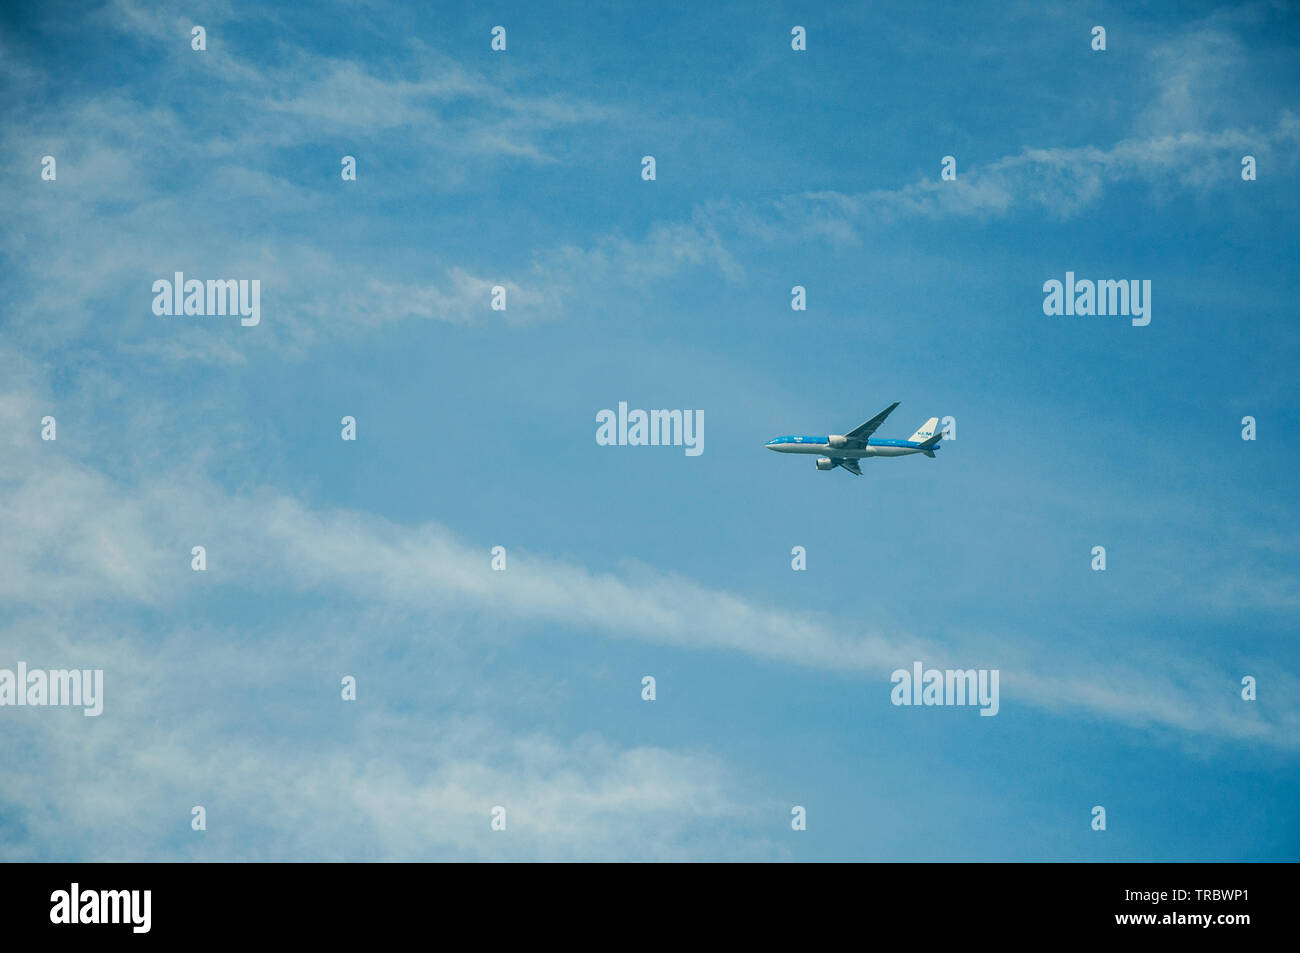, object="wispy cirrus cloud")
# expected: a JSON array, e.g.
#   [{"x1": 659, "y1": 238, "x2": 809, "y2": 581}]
[
  {"x1": 1, "y1": 367, "x2": 1292, "y2": 749},
  {"x1": 5, "y1": 8, "x2": 1293, "y2": 366},
  {"x1": 778, "y1": 117, "x2": 1298, "y2": 240},
  {"x1": 3, "y1": 2, "x2": 1297, "y2": 864},
  {"x1": 0, "y1": 642, "x2": 771, "y2": 862}
]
